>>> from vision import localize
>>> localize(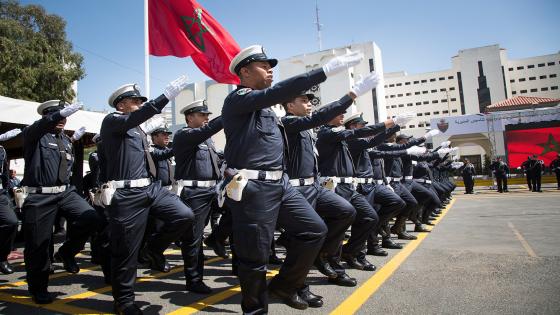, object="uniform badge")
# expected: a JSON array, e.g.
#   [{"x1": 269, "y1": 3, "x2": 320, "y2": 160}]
[{"x1": 237, "y1": 88, "x2": 252, "y2": 95}]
